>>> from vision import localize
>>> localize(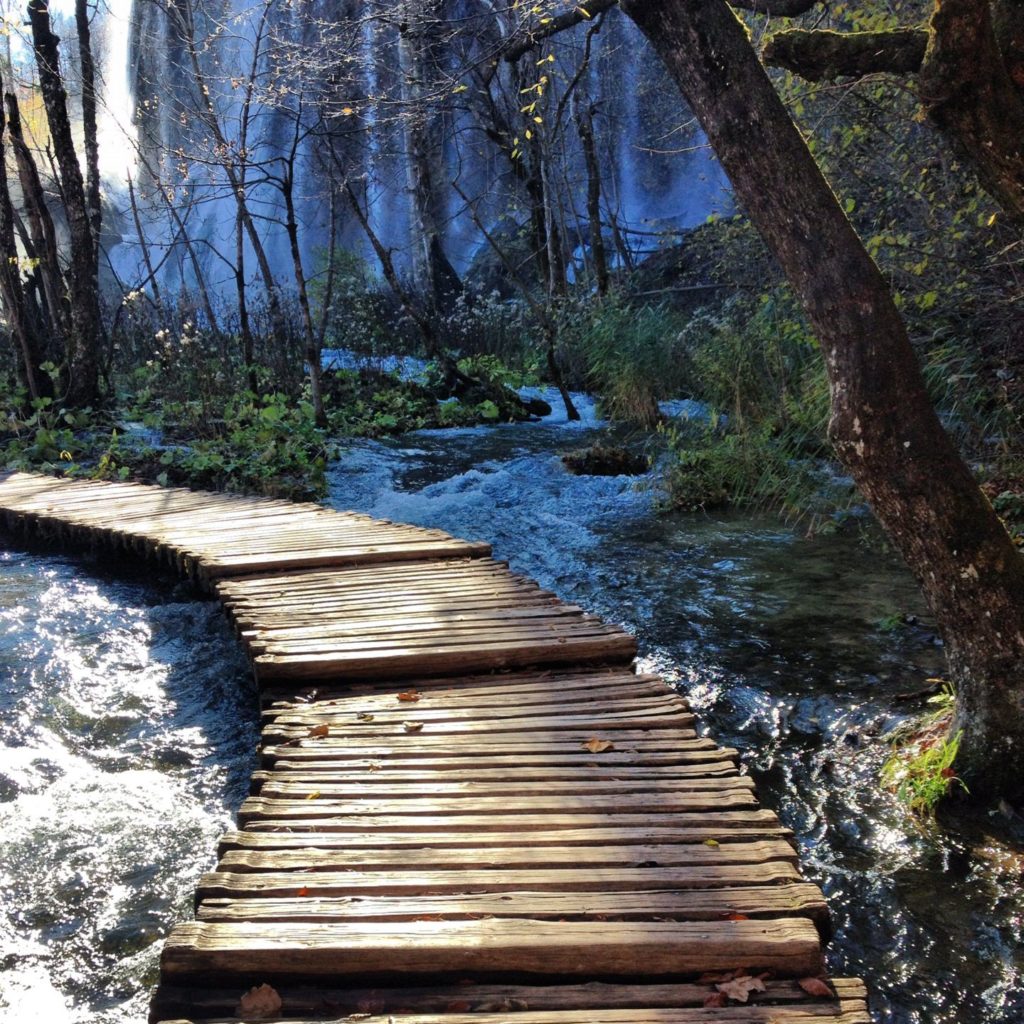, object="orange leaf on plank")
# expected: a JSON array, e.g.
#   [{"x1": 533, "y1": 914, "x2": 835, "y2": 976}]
[
  {"x1": 716, "y1": 976, "x2": 767, "y2": 1003},
  {"x1": 725, "y1": 913, "x2": 750, "y2": 921},
  {"x1": 236, "y1": 983, "x2": 282, "y2": 1018},
  {"x1": 397, "y1": 690, "x2": 421, "y2": 702},
  {"x1": 581, "y1": 737, "x2": 614, "y2": 753},
  {"x1": 798, "y1": 978, "x2": 835, "y2": 998},
  {"x1": 305, "y1": 723, "x2": 329, "y2": 738},
  {"x1": 297, "y1": 886, "x2": 309, "y2": 896}
]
